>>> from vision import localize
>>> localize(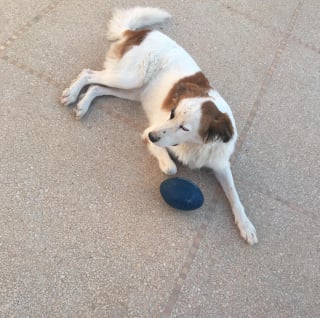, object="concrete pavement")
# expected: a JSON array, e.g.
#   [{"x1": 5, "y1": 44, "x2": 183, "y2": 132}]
[{"x1": 1, "y1": 1, "x2": 319, "y2": 317}]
